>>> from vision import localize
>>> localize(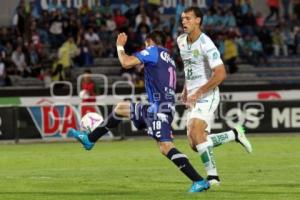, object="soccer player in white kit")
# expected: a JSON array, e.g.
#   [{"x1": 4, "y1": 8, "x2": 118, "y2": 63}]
[{"x1": 177, "y1": 7, "x2": 253, "y2": 185}]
